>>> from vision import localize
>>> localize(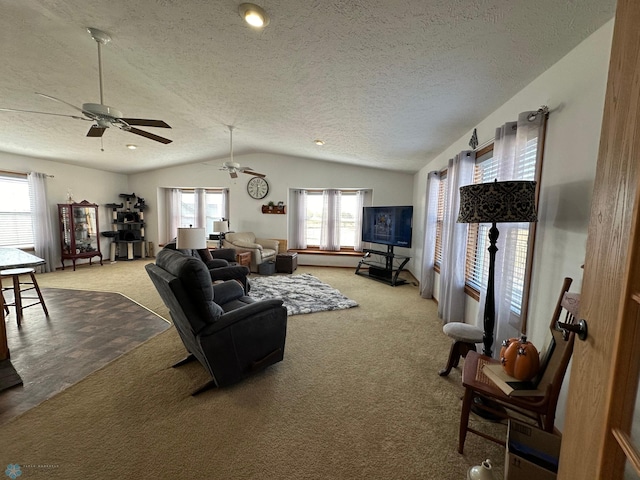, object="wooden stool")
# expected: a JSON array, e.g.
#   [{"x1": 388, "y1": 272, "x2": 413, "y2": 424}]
[
  {"x1": 438, "y1": 322, "x2": 483, "y2": 376},
  {"x1": 0, "y1": 267, "x2": 49, "y2": 326}
]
